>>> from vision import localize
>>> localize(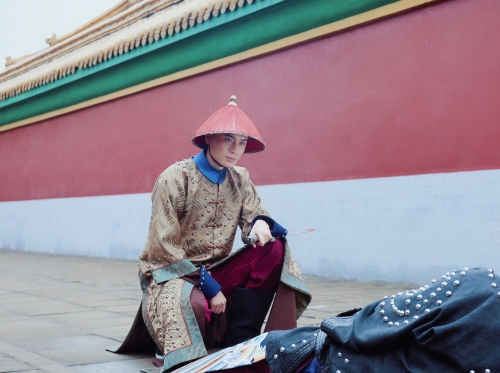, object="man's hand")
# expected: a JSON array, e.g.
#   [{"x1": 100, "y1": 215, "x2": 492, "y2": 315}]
[
  {"x1": 208, "y1": 291, "x2": 226, "y2": 314},
  {"x1": 249, "y1": 219, "x2": 272, "y2": 248}
]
